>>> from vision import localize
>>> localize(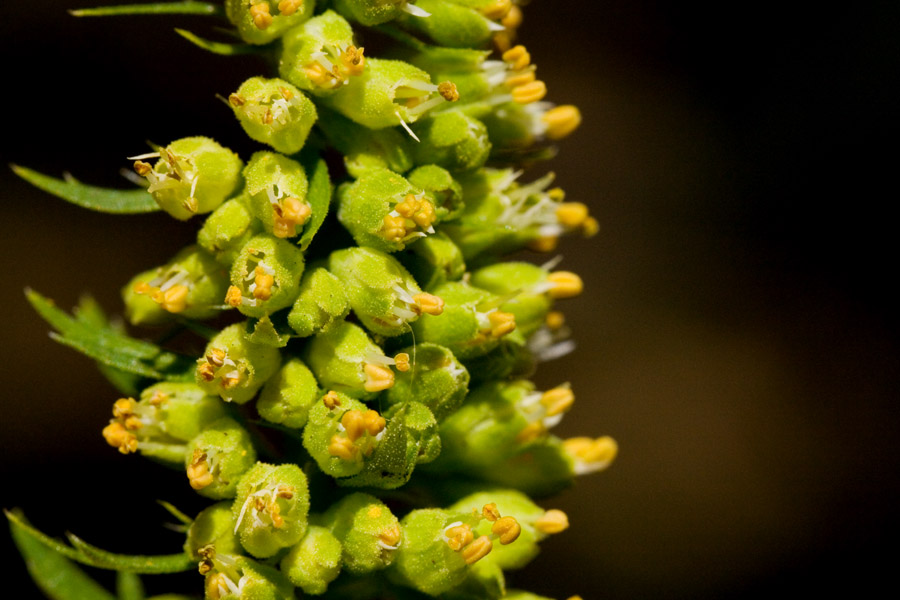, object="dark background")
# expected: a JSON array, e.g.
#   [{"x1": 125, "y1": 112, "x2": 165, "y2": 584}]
[{"x1": 2, "y1": 1, "x2": 898, "y2": 598}]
